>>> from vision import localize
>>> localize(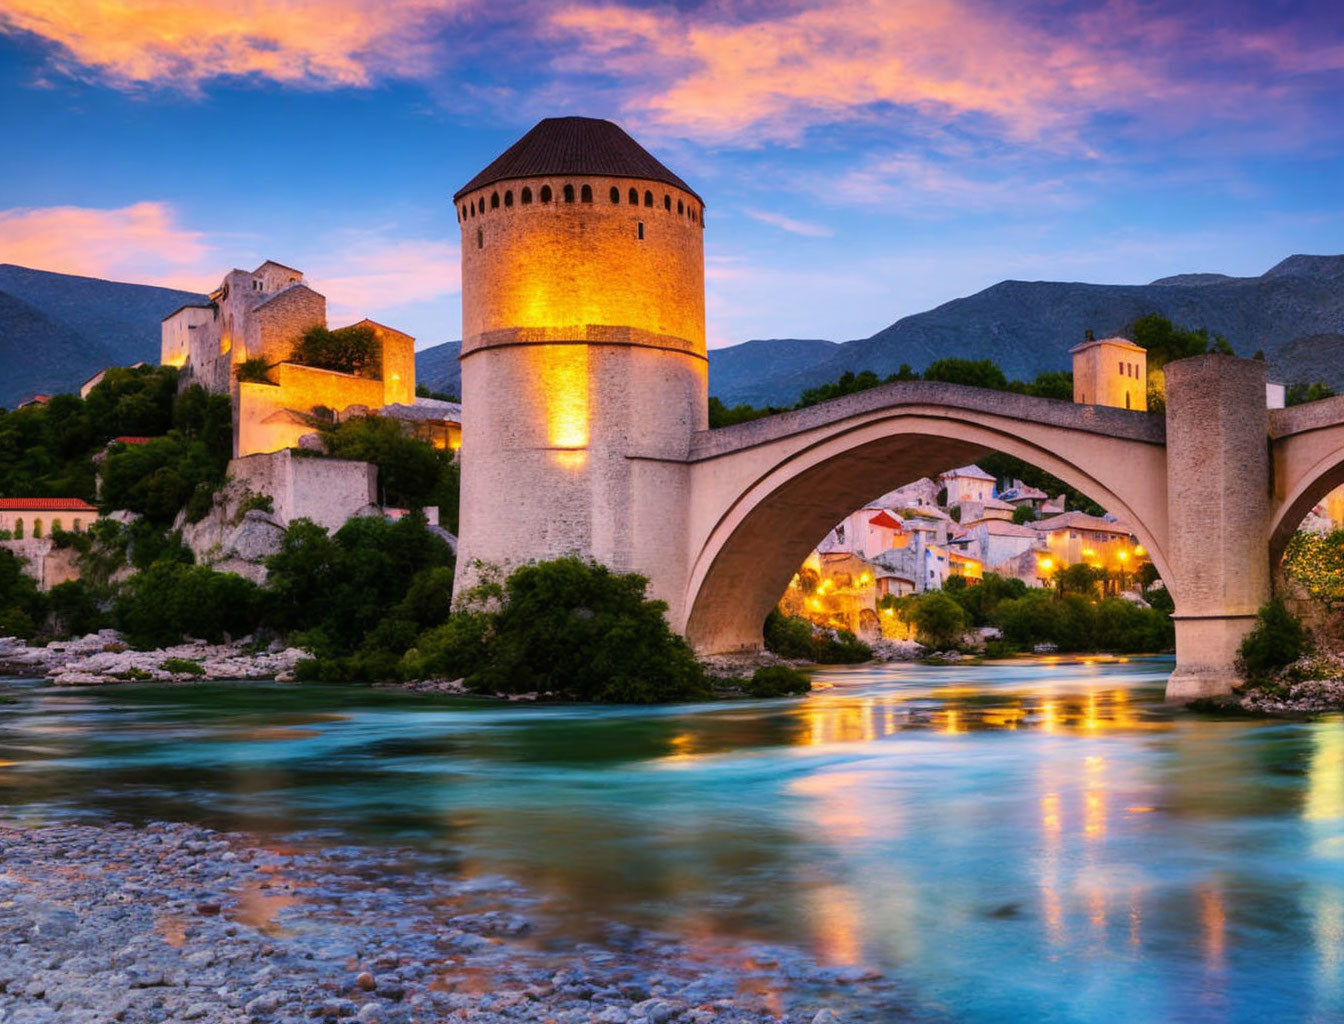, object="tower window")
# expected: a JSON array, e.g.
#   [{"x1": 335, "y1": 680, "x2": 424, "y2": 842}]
[
  {"x1": 460, "y1": 205, "x2": 466, "y2": 220},
  {"x1": 643, "y1": 190, "x2": 653, "y2": 207},
  {"x1": 1125, "y1": 391, "x2": 1131, "y2": 409},
  {"x1": 637, "y1": 221, "x2": 645, "y2": 240},
  {"x1": 629, "y1": 187, "x2": 639, "y2": 204},
  {"x1": 504, "y1": 190, "x2": 513, "y2": 207},
  {"x1": 677, "y1": 199, "x2": 683, "y2": 214},
  {"x1": 490, "y1": 192, "x2": 499, "y2": 209},
  {"x1": 540, "y1": 185, "x2": 553, "y2": 203},
  {"x1": 563, "y1": 183, "x2": 574, "y2": 203},
  {"x1": 469, "y1": 201, "x2": 475, "y2": 216},
  {"x1": 581, "y1": 184, "x2": 593, "y2": 203},
  {"x1": 610, "y1": 186, "x2": 620, "y2": 203},
  {"x1": 663, "y1": 194, "x2": 671, "y2": 211},
  {"x1": 521, "y1": 187, "x2": 532, "y2": 204},
  {"x1": 477, "y1": 228, "x2": 483, "y2": 249}
]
